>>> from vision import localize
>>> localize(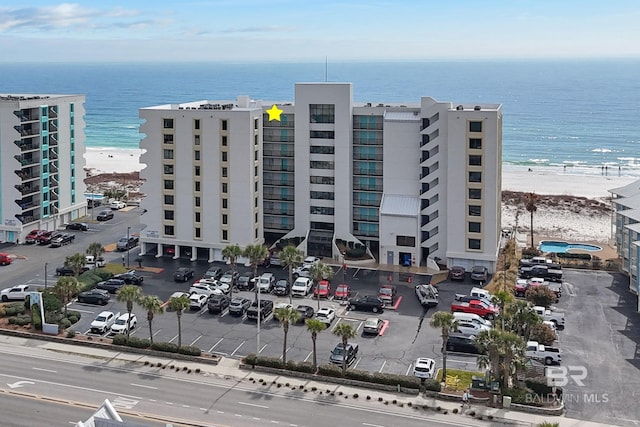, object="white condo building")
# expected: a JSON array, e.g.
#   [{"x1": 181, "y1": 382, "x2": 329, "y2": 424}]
[
  {"x1": 139, "y1": 83, "x2": 502, "y2": 272},
  {"x1": 0, "y1": 94, "x2": 87, "y2": 243}
]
